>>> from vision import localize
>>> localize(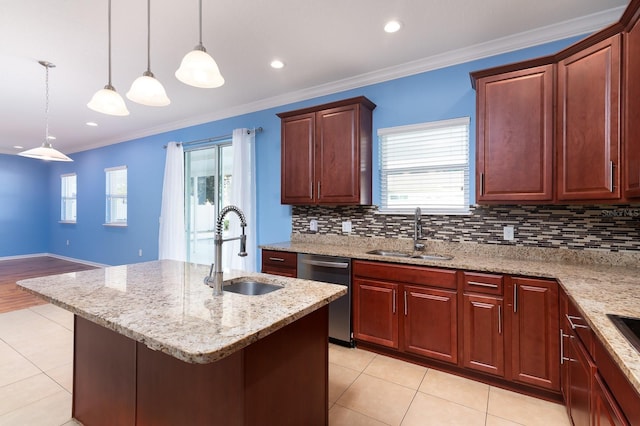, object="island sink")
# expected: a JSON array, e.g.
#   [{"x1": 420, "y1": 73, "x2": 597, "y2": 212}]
[{"x1": 223, "y1": 279, "x2": 283, "y2": 295}]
